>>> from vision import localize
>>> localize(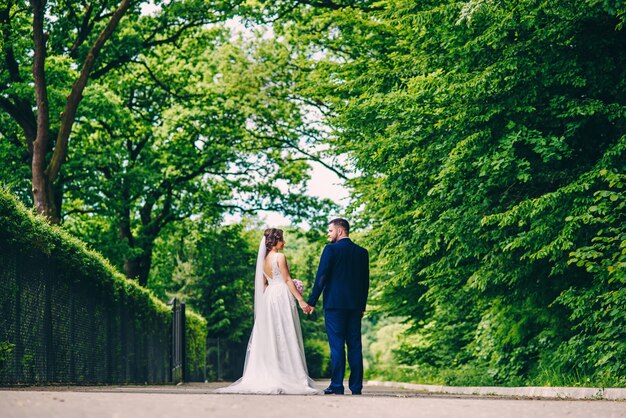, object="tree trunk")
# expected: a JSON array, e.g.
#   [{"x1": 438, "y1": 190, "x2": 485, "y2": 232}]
[
  {"x1": 28, "y1": 0, "x2": 132, "y2": 223},
  {"x1": 29, "y1": 0, "x2": 54, "y2": 220},
  {"x1": 119, "y1": 200, "x2": 156, "y2": 288},
  {"x1": 124, "y1": 248, "x2": 154, "y2": 288},
  {"x1": 121, "y1": 223, "x2": 155, "y2": 288}
]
